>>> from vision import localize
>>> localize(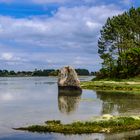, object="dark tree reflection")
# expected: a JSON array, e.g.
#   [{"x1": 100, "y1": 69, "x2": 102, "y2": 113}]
[{"x1": 96, "y1": 91, "x2": 140, "y2": 115}]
